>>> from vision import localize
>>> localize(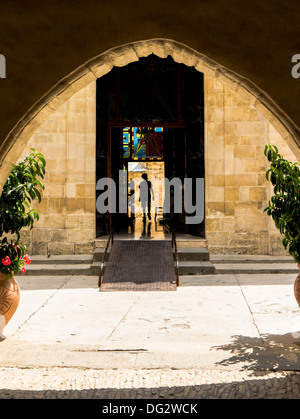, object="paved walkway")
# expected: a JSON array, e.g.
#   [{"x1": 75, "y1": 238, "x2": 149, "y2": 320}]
[
  {"x1": 1, "y1": 271, "x2": 300, "y2": 398},
  {"x1": 0, "y1": 367, "x2": 300, "y2": 399}
]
